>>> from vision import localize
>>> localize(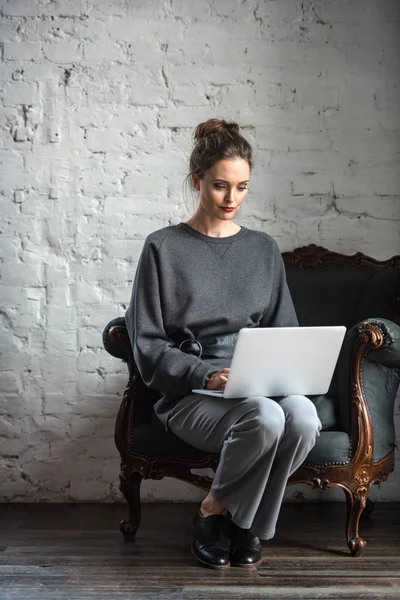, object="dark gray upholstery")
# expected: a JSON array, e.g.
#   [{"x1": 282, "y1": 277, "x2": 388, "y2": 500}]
[
  {"x1": 307, "y1": 395, "x2": 338, "y2": 431},
  {"x1": 305, "y1": 431, "x2": 352, "y2": 466},
  {"x1": 285, "y1": 265, "x2": 399, "y2": 329},
  {"x1": 129, "y1": 421, "x2": 218, "y2": 462}
]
